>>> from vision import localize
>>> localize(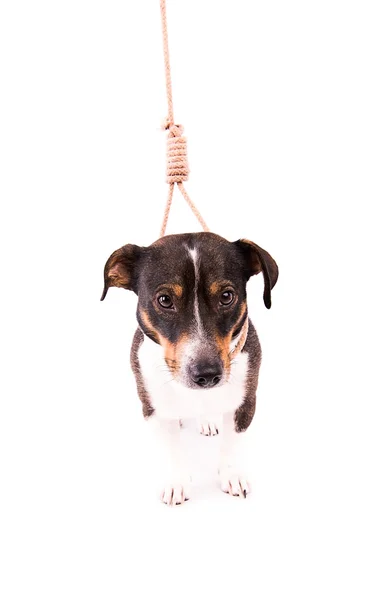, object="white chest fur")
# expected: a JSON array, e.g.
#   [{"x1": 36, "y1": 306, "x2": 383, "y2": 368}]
[{"x1": 138, "y1": 334, "x2": 249, "y2": 420}]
